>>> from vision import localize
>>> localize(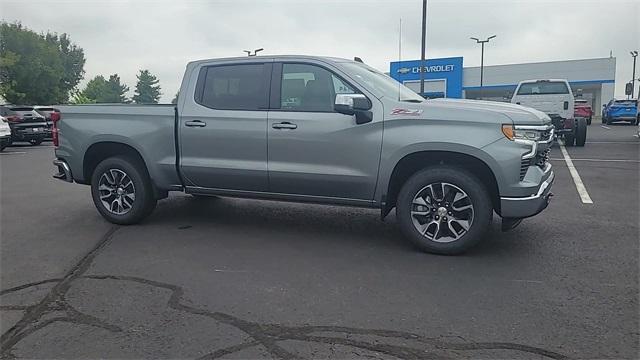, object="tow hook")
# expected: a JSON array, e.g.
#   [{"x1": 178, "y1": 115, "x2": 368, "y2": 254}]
[{"x1": 546, "y1": 192, "x2": 554, "y2": 203}]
